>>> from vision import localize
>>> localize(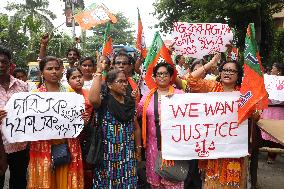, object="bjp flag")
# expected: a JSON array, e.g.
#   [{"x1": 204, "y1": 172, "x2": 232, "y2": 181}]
[
  {"x1": 143, "y1": 32, "x2": 177, "y2": 89},
  {"x1": 102, "y1": 22, "x2": 113, "y2": 58},
  {"x1": 136, "y1": 8, "x2": 147, "y2": 58},
  {"x1": 74, "y1": 4, "x2": 117, "y2": 30},
  {"x1": 238, "y1": 23, "x2": 268, "y2": 124}
]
